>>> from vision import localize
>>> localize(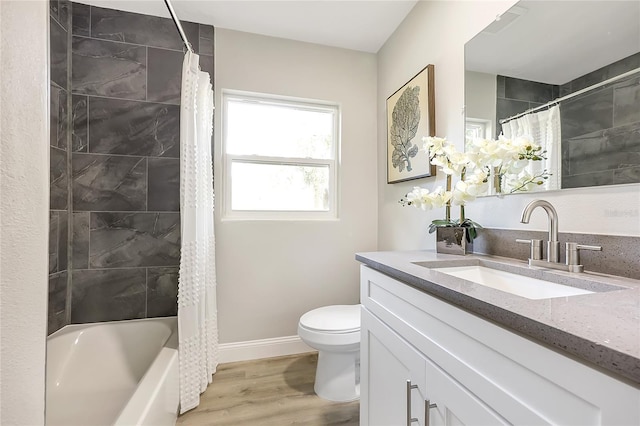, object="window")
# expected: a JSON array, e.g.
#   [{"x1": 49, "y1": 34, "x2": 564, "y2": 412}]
[
  {"x1": 465, "y1": 118, "x2": 493, "y2": 145},
  {"x1": 222, "y1": 91, "x2": 339, "y2": 220}
]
